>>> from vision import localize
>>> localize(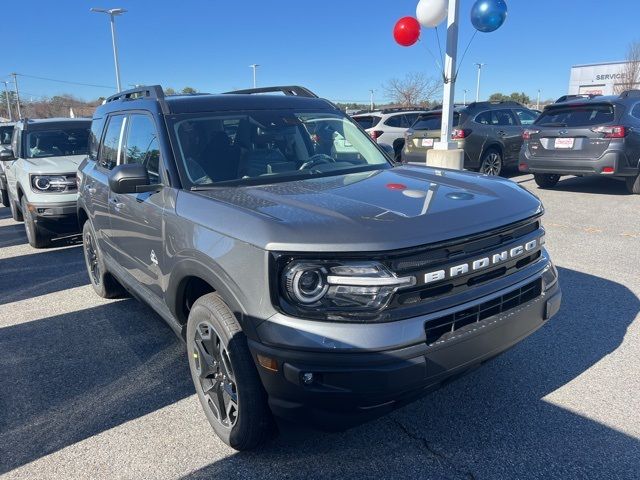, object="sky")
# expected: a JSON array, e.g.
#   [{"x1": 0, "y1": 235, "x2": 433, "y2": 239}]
[{"x1": 4, "y1": 0, "x2": 640, "y2": 104}]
